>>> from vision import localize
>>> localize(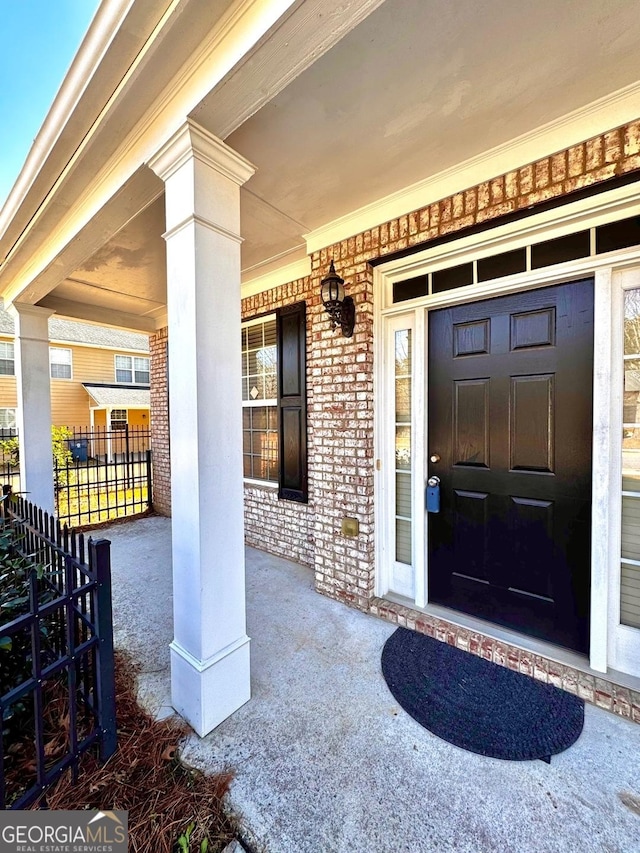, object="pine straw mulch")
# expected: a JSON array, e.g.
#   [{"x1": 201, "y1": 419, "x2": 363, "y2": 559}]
[{"x1": 28, "y1": 651, "x2": 242, "y2": 853}]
